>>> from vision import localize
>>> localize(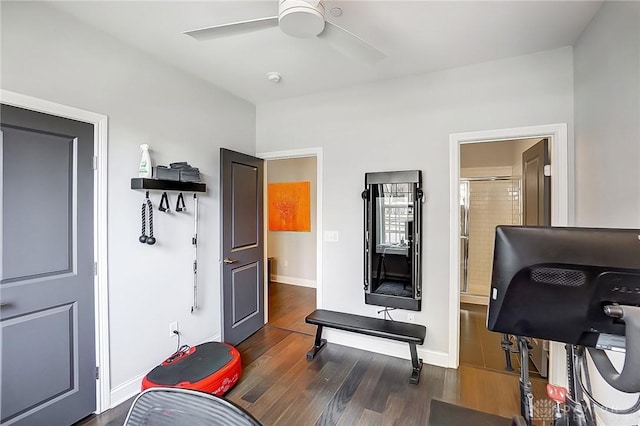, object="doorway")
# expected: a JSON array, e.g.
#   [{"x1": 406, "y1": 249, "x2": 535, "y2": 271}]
[
  {"x1": 258, "y1": 148, "x2": 322, "y2": 336},
  {"x1": 458, "y1": 138, "x2": 546, "y2": 376},
  {"x1": 448, "y1": 124, "x2": 569, "y2": 384},
  {"x1": 459, "y1": 139, "x2": 539, "y2": 305},
  {"x1": 0, "y1": 91, "x2": 110, "y2": 416}
]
